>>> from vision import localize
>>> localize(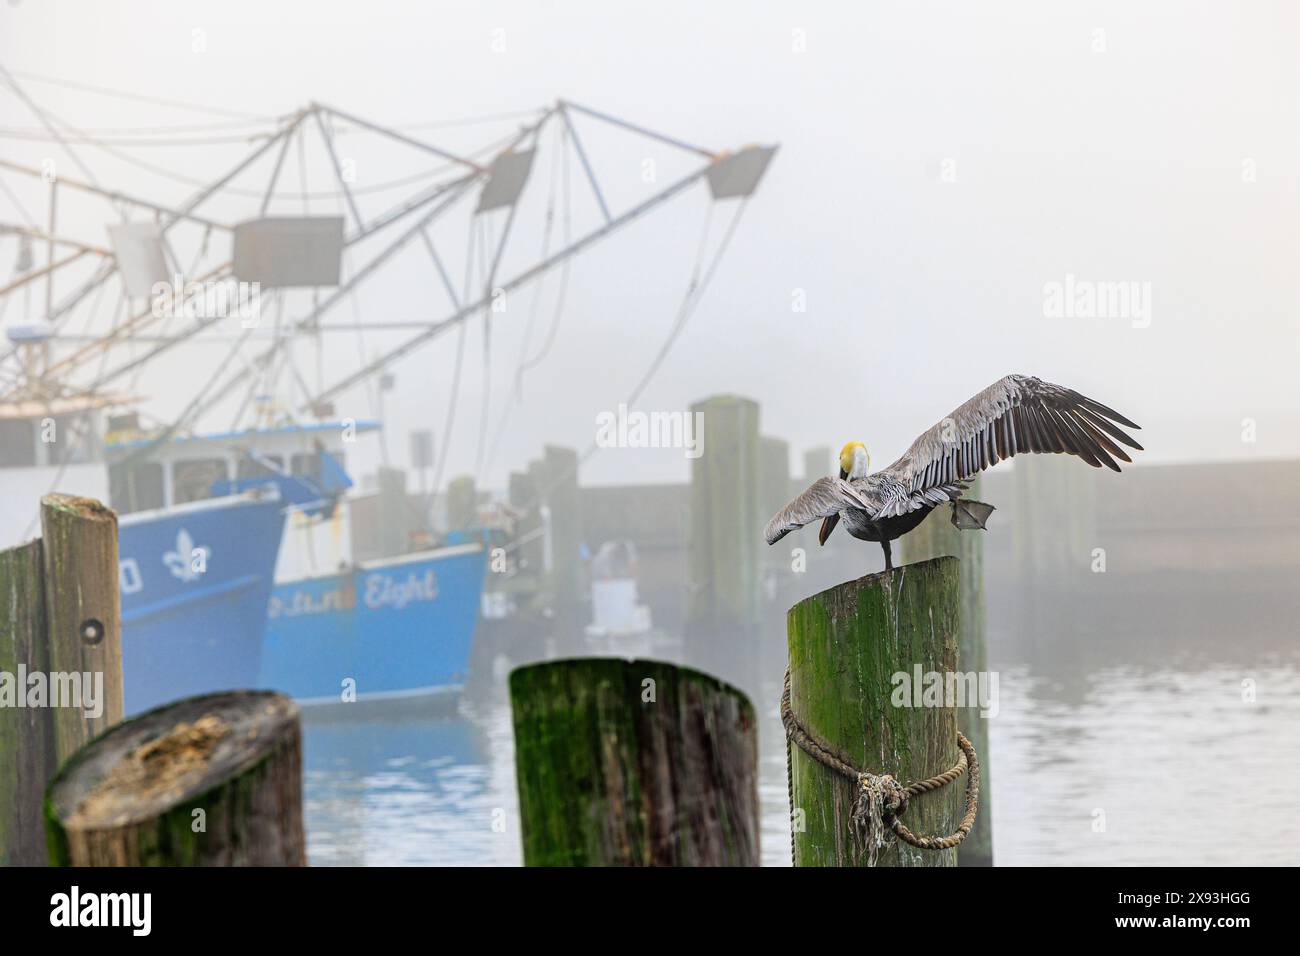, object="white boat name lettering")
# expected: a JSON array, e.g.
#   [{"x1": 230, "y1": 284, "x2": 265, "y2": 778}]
[
  {"x1": 268, "y1": 586, "x2": 354, "y2": 619},
  {"x1": 364, "y1": 570, "x2": 439, "y2": 610},
  {"x1": 119, "y1": 559, "x2": 143, "y2": 596}
]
